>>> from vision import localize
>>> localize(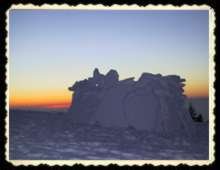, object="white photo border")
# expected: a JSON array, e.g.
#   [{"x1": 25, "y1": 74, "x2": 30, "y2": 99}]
[{"x1": 5, "y1": 4, "x2": 216, "y2": 166}]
